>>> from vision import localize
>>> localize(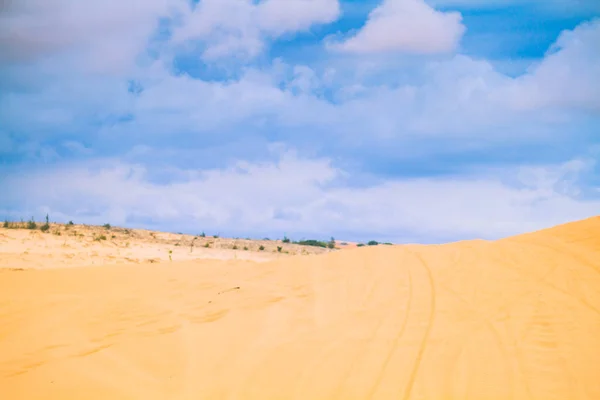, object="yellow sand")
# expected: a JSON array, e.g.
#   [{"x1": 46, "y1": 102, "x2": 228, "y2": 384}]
[{"x1": 1, "y1": 217, "x2": 599, "y2": 399}]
